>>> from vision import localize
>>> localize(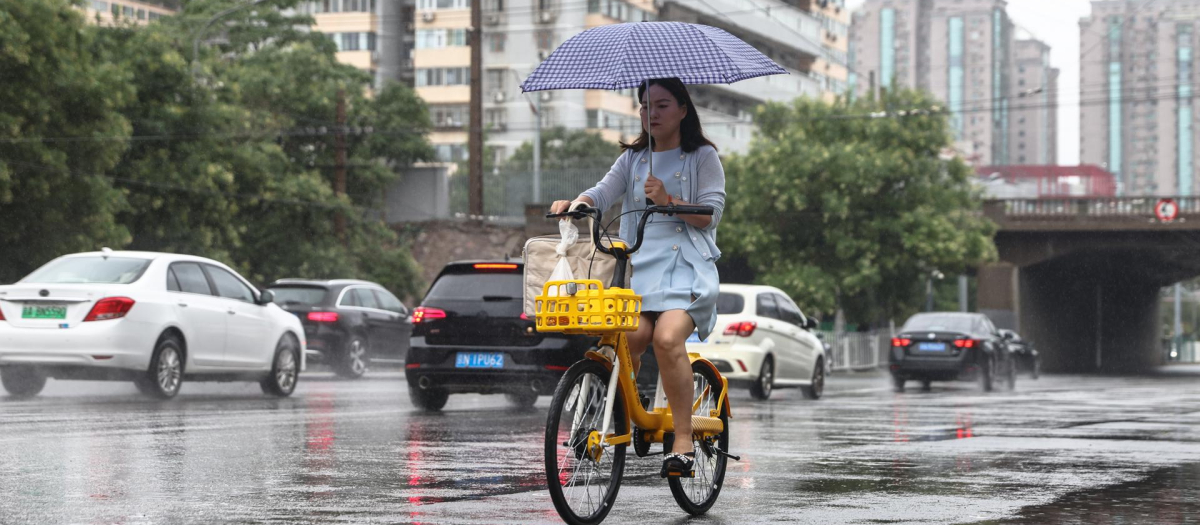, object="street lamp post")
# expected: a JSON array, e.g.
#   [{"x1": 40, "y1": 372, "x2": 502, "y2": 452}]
[{"x1": 191, "y1": 0, "x2": 273, "y2": 78}]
